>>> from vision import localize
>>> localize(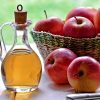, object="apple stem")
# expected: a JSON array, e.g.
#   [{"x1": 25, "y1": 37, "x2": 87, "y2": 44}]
[
  {"x1": 44, "y1": 10, "x2": 48, "y2": 19},
  {"x1": 74, "y1": 16, "x2": 79, "y2": 24}
]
